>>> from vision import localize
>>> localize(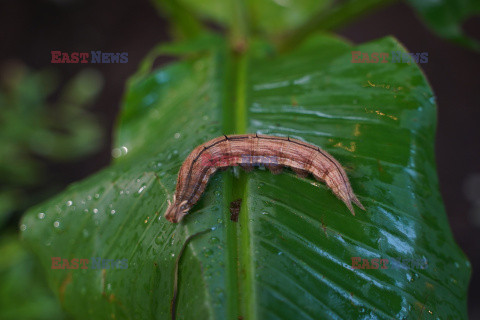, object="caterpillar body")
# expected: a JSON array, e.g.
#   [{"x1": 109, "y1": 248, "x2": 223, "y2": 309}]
[{"x1": 164, "y1": 134, "x2": 365, "y2": 223}]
